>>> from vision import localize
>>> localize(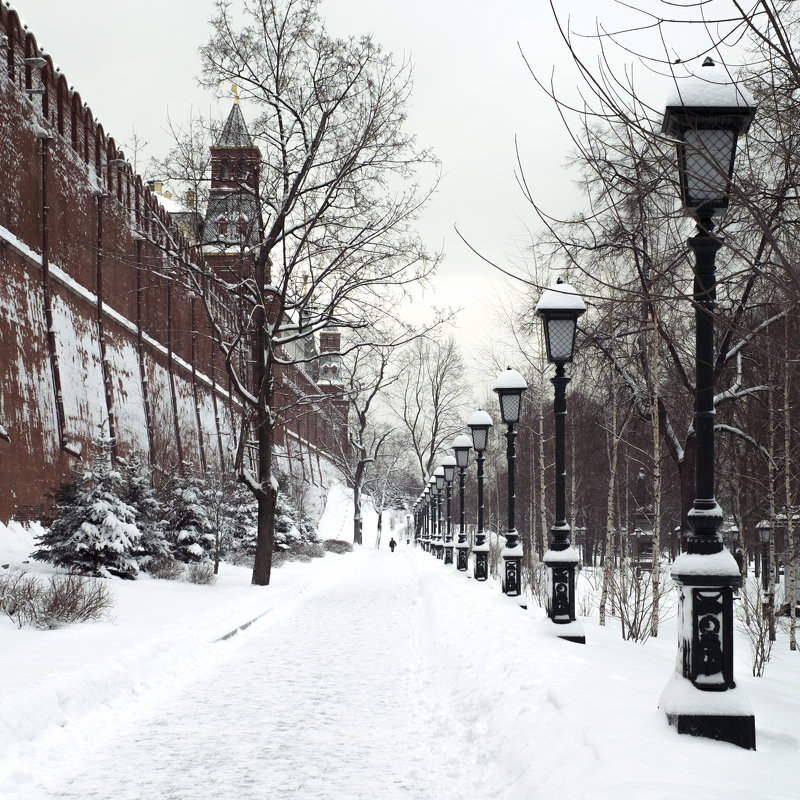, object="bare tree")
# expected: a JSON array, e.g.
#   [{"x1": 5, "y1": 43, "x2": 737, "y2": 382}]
[
  {"x1": 393, "y1": 335, "x2": 473, "y2": 483},
  {"x1": 155, "y1": 0, "x2": 439, "y2": 585}
]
